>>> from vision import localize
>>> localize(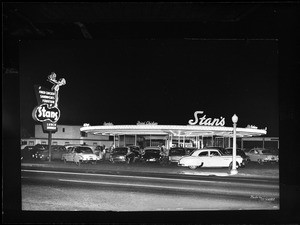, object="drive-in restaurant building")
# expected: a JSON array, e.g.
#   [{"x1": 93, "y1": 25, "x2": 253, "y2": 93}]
[{"x1": 80, "y1": 111, "x2": 267, "y2": 149}]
